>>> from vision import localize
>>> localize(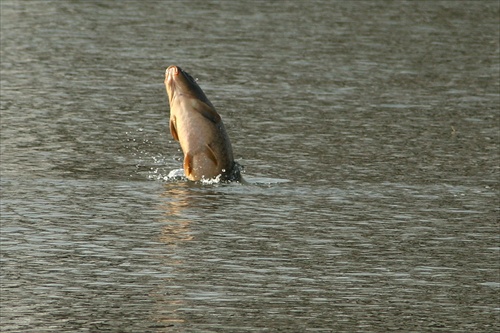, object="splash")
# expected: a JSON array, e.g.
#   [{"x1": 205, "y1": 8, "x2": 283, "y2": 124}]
[
  {"x1": 199, "y1": 174, "x2": 223, "y2": 185},
  {"x1": 147, "y1": 168, "x2": 186, "y2": 182},
  {"x1": 161, "y1": 170, "x2": 224, "y2": 184}
]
